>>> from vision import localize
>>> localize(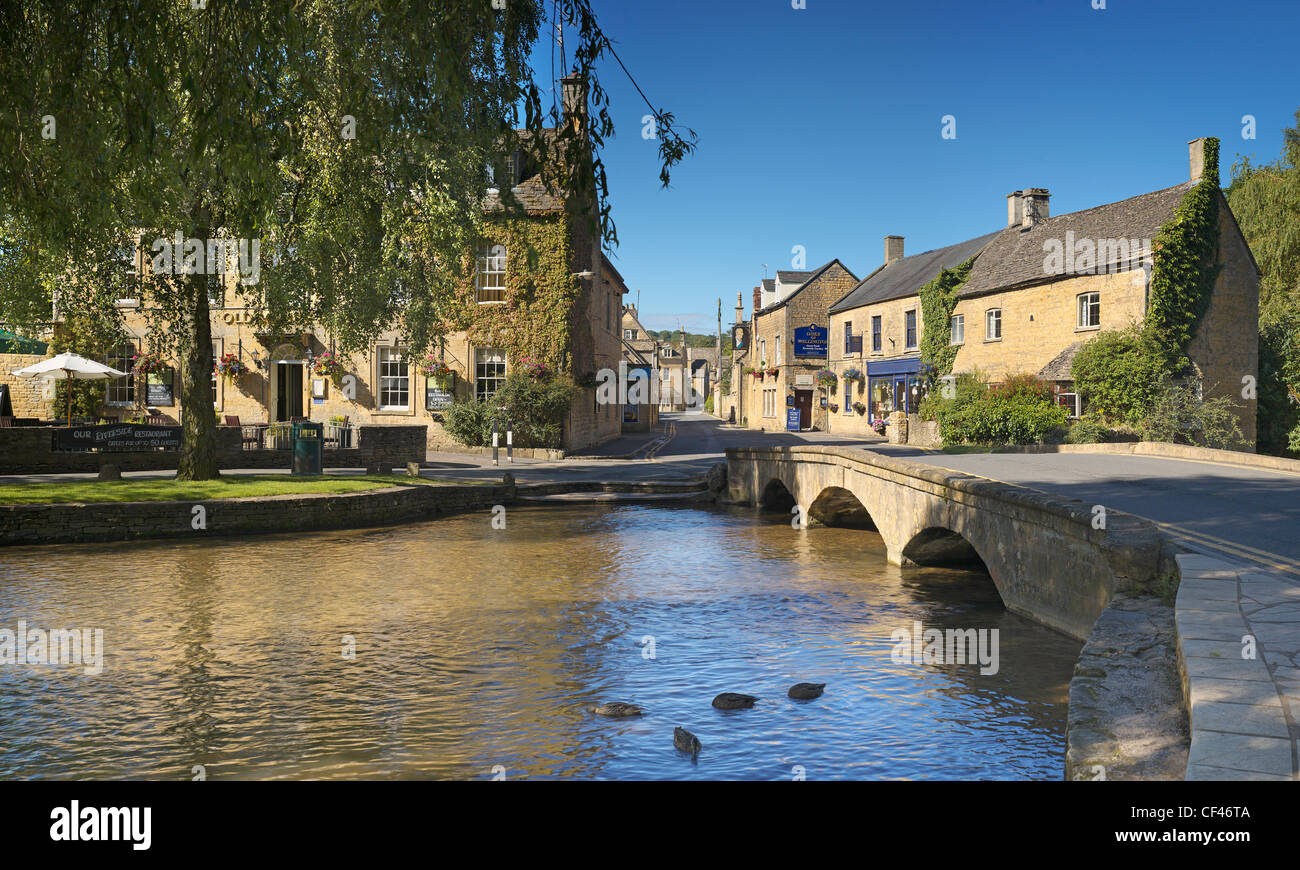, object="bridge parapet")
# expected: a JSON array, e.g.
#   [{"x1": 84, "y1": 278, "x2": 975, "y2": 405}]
[{"x1": 725, "y1": 446, "x2": 1172, "y2": 639}]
